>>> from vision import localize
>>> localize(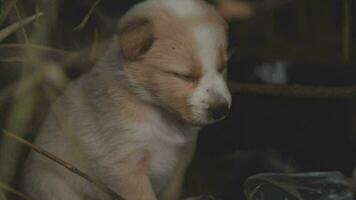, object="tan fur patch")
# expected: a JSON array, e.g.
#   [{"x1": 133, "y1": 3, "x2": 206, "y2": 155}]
[
  {"x1": 118, "y1": 18, "x2": 155, "y2": 60},
  {"x1": 107, "y1": 84, "x2": 153, "y2": 123}
]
